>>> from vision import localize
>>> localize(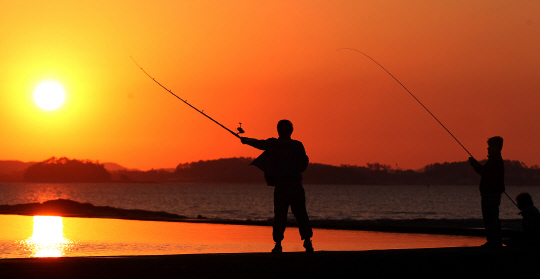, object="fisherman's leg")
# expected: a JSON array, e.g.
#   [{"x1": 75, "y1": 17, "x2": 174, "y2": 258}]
[
  {"x1": 289, "y1": 187, "x2": 313, "y2": 240},
  {"x1": 272, "y1": 187, "x2": 289, "y2": 243},
  {"x1": 289, "y1": 186, "x2": 314, "y2": 252},
  {"x1": 481, "y1": 194, "x2": 502, "y2": 245}
]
